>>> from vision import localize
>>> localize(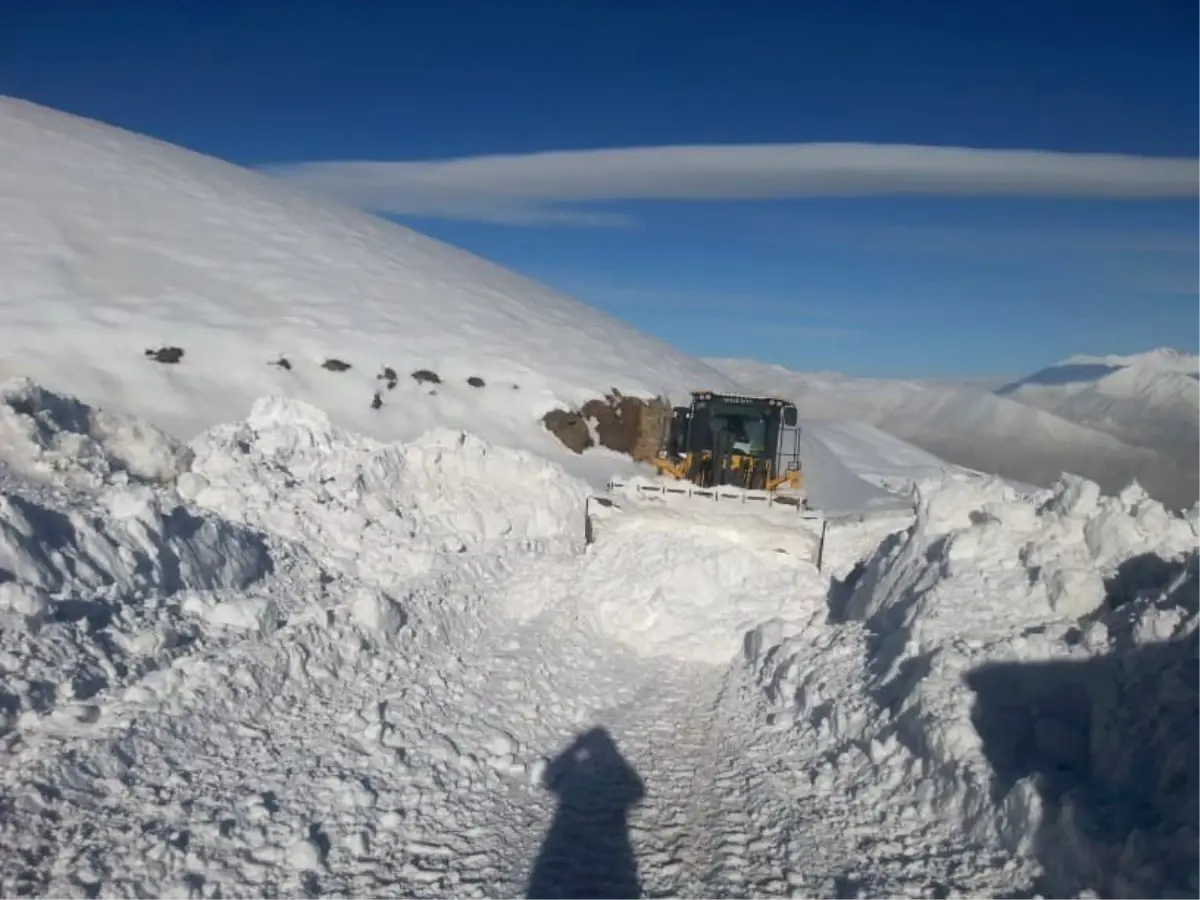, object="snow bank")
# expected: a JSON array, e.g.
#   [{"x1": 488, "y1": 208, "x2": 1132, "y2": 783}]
[
  {"x1": 2, "y1": 374, "x2": 1192, "y2": 895},
  {"x1": 800, "y1": 419, "x2": 967, "y2": 495},
  {"x1": 0, "y1": 377, "x2": 192, "y2": 487},
  {"x1": 0, "y1": 479, "x2": 273, "y2": 739},
  {"x1": 799, "y1": 424, "x2": 919, "y2": 514},
  {"x1": 966, "y1": 562, "x2": 1198, "y2": 898},
  {"x1": 186, "y1": 395, "x2": 592, "y2": 584},
  {"x1": 744, "y1": 471, "x2": 1198, "y2": 895},
  {"x1": 0, "y1": 385, "x2": 598, "y2": 751}
]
